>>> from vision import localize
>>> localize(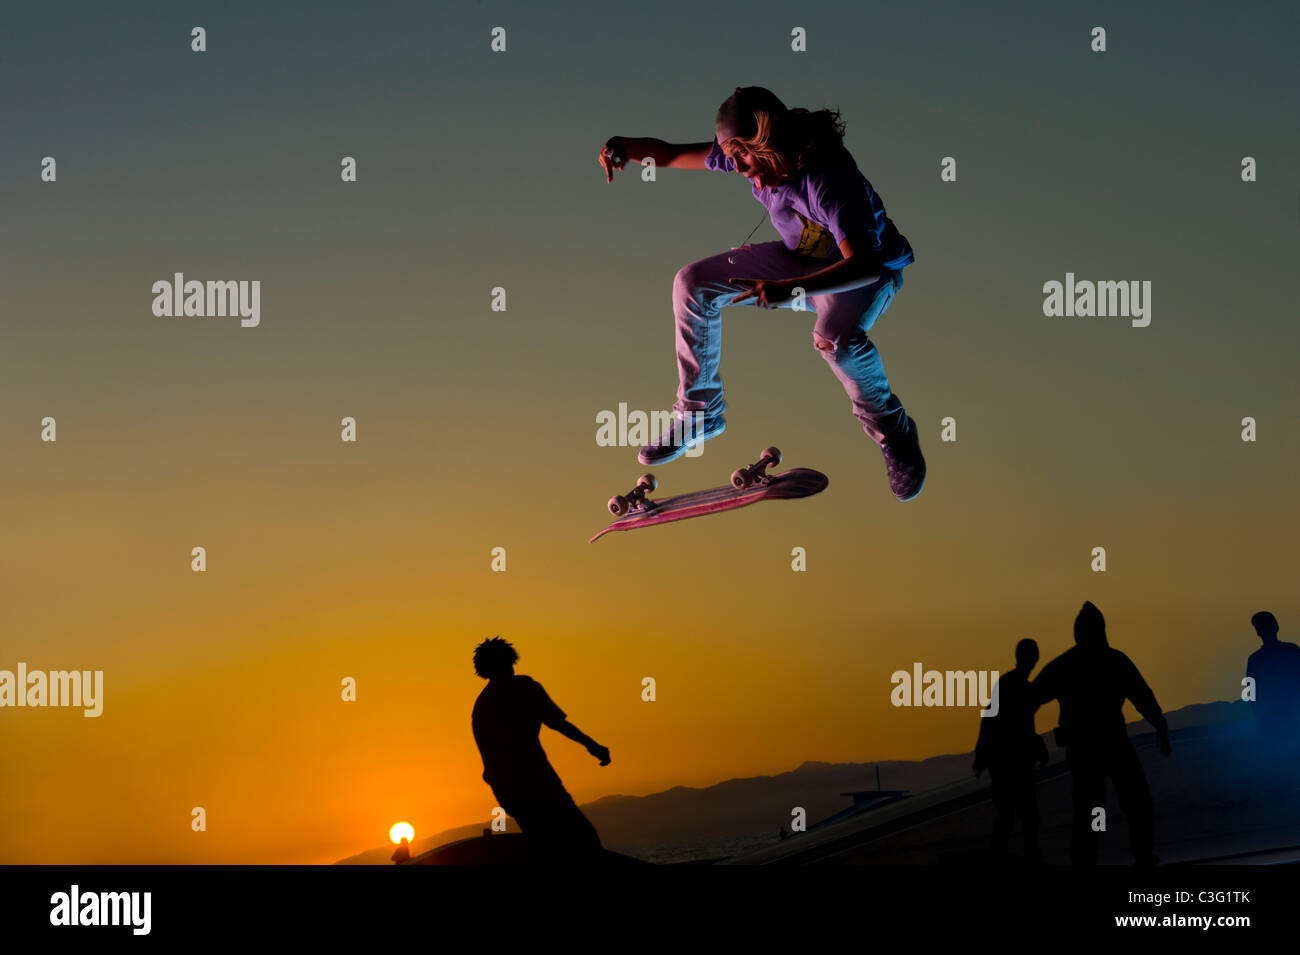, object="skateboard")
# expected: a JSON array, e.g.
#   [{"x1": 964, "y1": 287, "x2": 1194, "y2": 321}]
[{"x1": 589, "y1": 447, "x2": 828, "y2": 543}]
